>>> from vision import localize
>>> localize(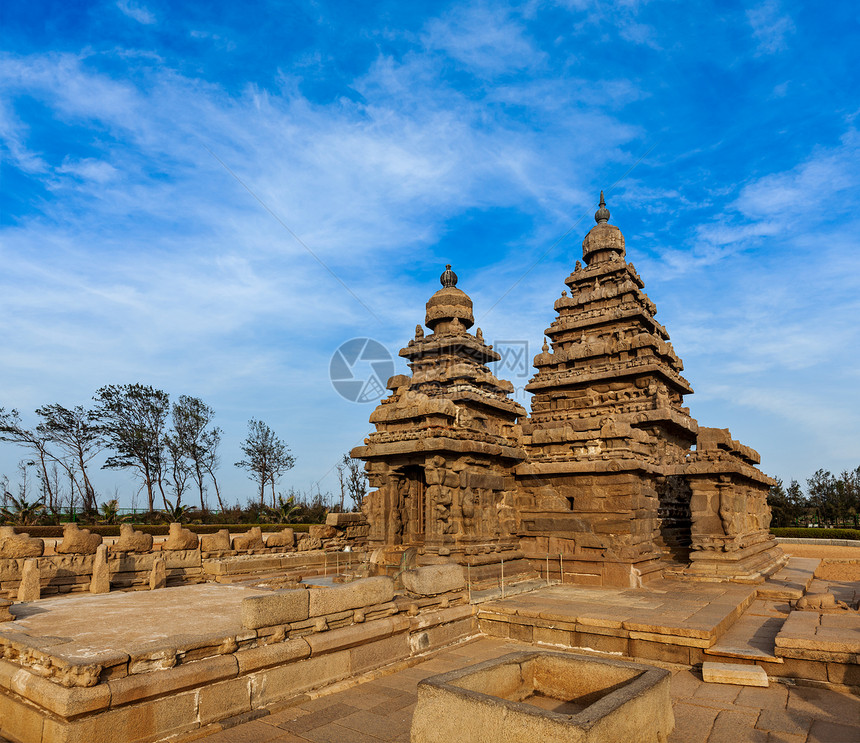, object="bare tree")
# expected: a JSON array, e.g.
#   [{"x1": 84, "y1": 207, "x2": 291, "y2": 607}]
[
  {"x1": 164, "y1": 433, "x2": 192, "y2": 508},
  {"x1": 342, "y1": 454, "x2": 367, "y2": 511},
  {"x1": 0, "y1": 408, "x2": 60, "y2": 512},
  {"x1": 336, "y1": 458, "x2": 347, "y2": 512},
  {"x1": 201, "y1": 426, "x2": 225, "y2": 512},
  {"x1": 235, "y1": 420, "x2": 295, "y2": 506},
  {"x1": 35, "y1": 403, "x2": 103, "y2": 514}
]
